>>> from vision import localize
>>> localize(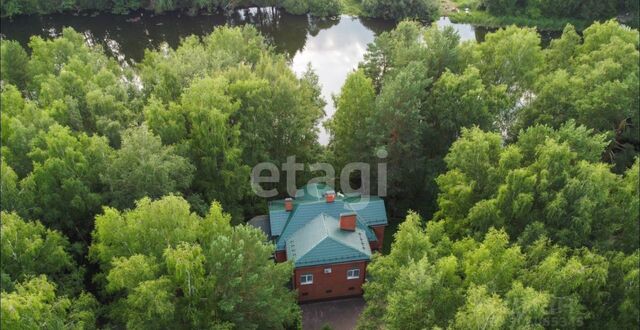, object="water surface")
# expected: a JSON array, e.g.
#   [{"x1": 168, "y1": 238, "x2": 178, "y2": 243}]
[{"x1": 2, "y1": 10, "x2": 518, "y2": 144}]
